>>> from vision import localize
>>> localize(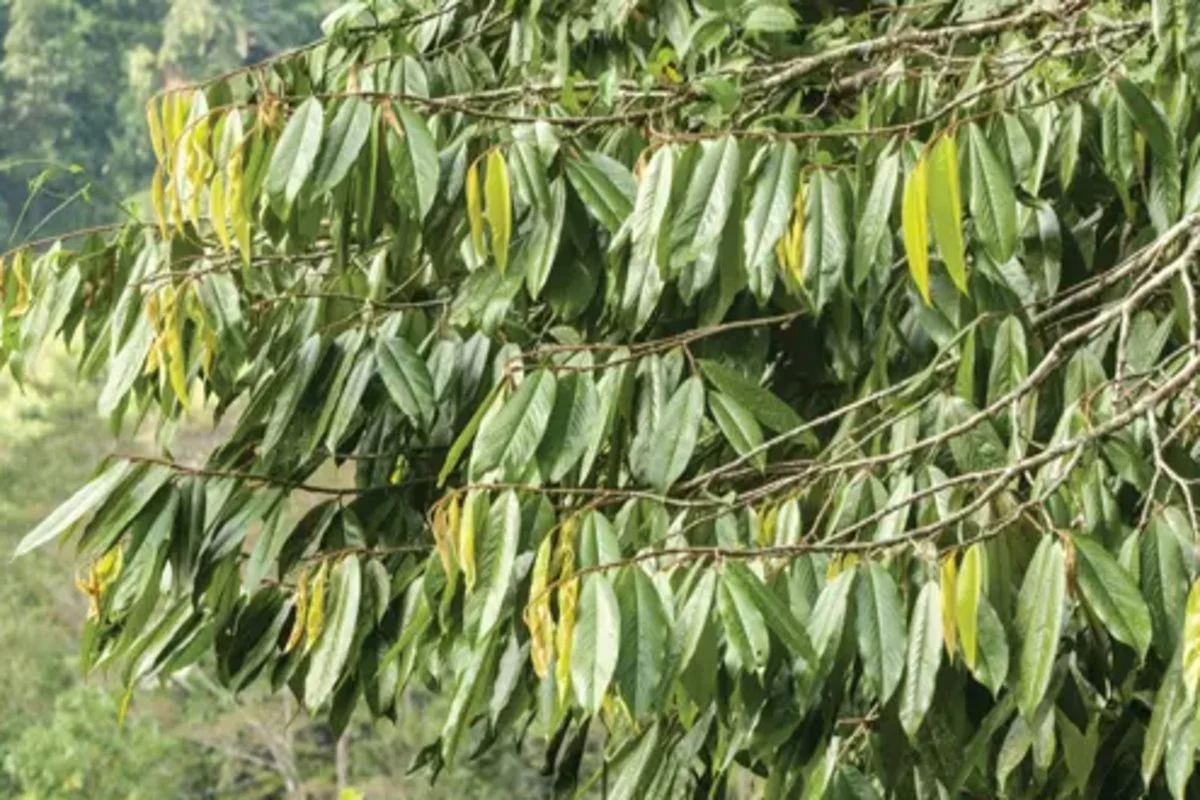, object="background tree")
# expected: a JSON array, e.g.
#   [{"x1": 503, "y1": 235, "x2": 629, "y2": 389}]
[{"x1": 9, "y1": 0, "x2": 1200, "y2": 796}]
